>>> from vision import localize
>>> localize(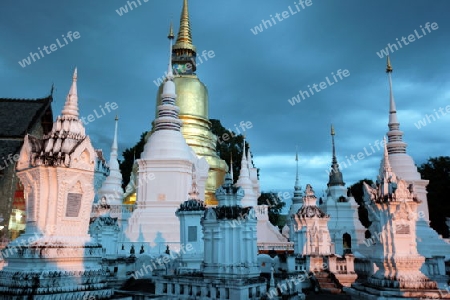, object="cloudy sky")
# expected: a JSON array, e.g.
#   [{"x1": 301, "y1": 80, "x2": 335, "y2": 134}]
[{"x1": 1, "y1": 0, "x2": 449, "y2": 196}]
